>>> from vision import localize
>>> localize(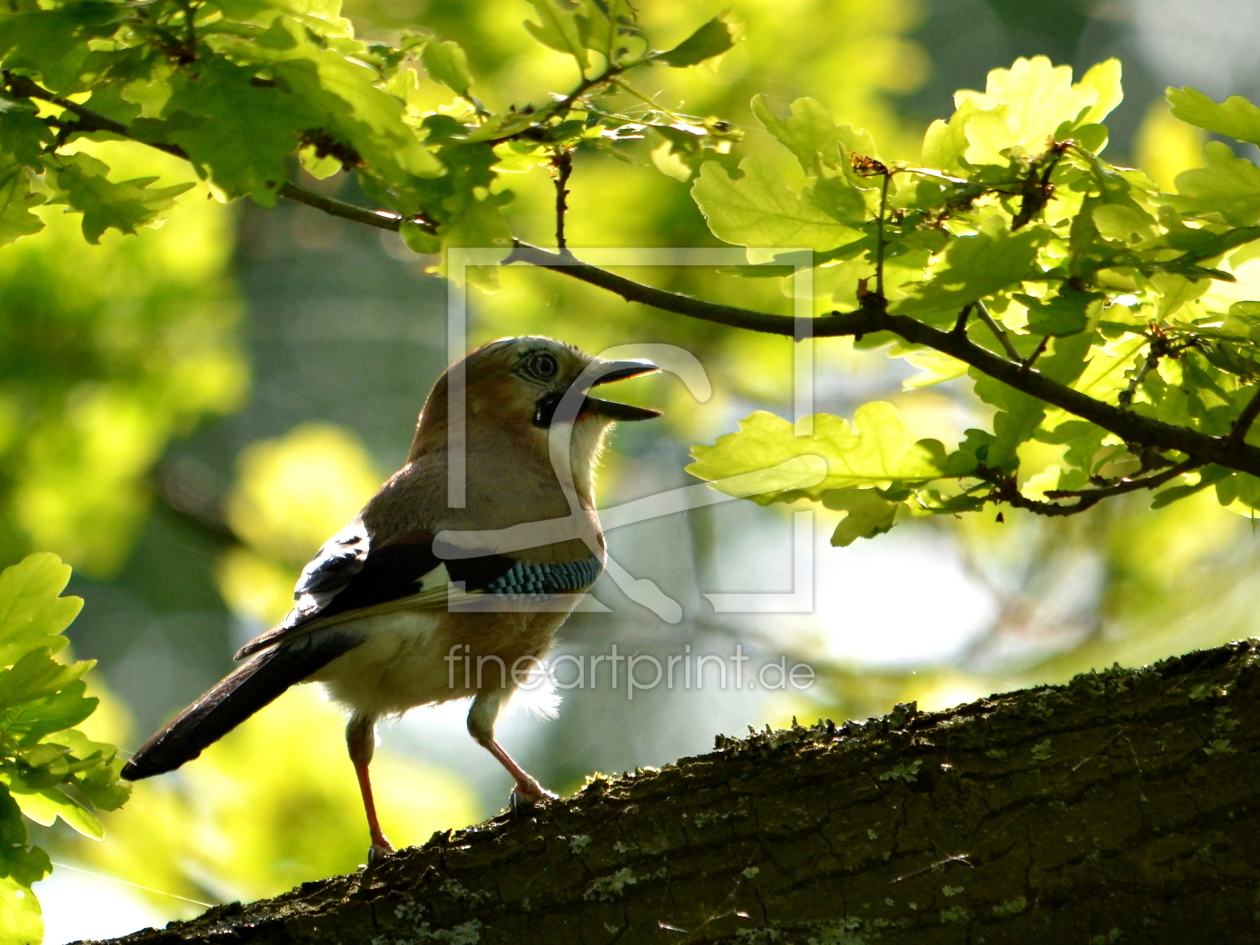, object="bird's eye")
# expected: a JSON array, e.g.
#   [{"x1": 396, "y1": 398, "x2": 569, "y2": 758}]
[{"x1": 530, "y1": 353, "x2": 558, "y2": 378}]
